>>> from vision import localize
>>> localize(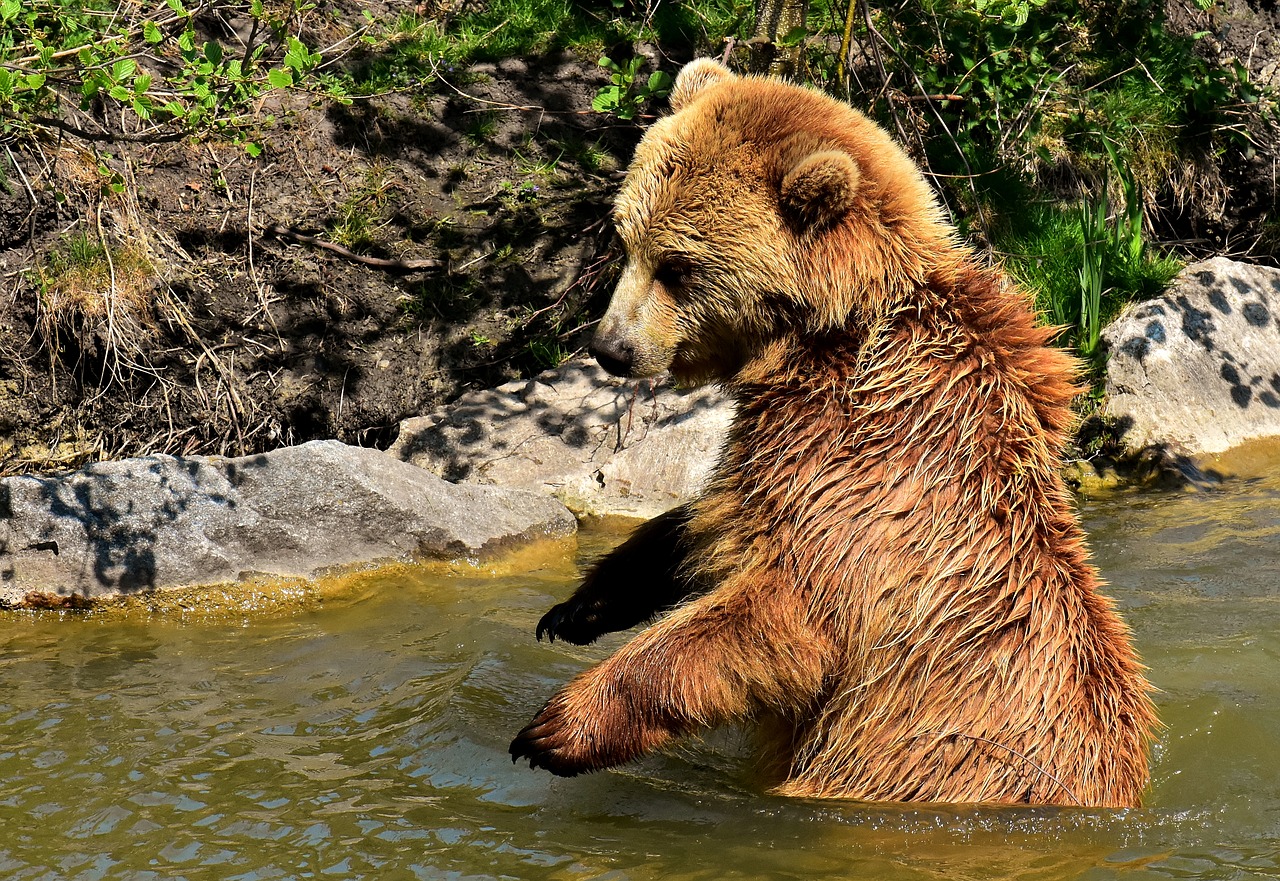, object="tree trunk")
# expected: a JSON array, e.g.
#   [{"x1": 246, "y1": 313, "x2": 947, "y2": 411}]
[{"x1": 748, "y1": 0, "x2": 810, "y2": 77}]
